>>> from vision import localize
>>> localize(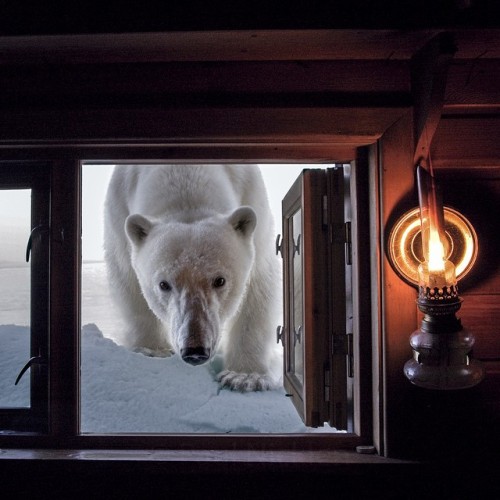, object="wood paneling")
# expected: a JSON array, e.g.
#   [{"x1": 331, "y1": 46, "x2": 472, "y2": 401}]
[
  {"x1": 446, "y1": 59, "x2": 500, "y2": 106},
  {"x1": 431, "y1": 117, "x2": 500, "y2": 167},
  {"x1": 458, "y1": 296, "x2": 500, "y2": 359}
]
